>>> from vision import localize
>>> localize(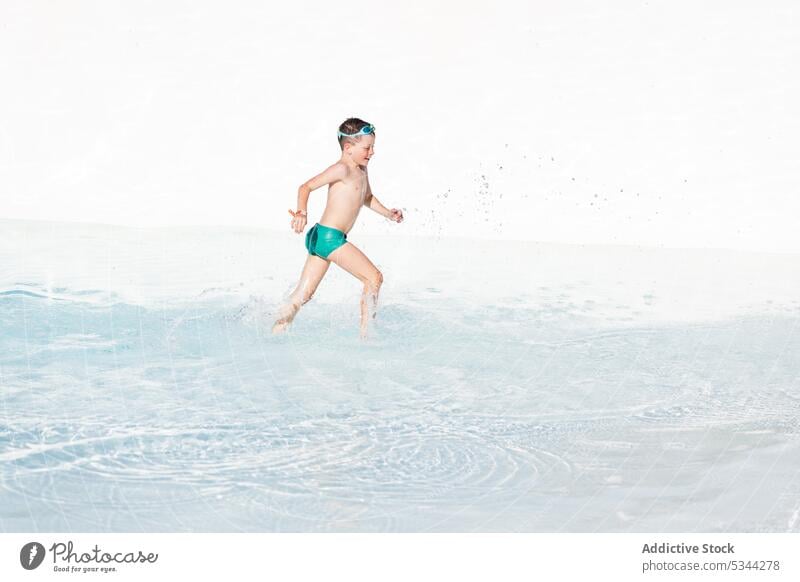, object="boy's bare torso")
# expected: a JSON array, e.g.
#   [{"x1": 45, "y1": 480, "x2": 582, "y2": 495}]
[{"x1": 319, "y1": 162, "x2": 368, "y2": 234}]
